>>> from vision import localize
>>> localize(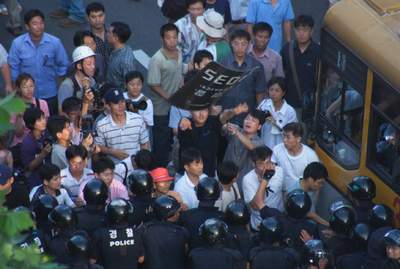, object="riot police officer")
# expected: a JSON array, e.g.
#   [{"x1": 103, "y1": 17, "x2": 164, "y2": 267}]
[
  {"x1": 268, "y1": 189, "x2": 319, "y2": 253},
  {"x1": 91, "y1": 198, "x2": 144, "y2": 269},
  {"x1": 224, "y1": 200, "x2": 253, "y2": 258},
  {"x1": 31, "y1": 194, "x2": 58, "y2": 237},
  {"x1": 347, "y1": 176, "x2": 376, "y2": 223},
  {"x1": 14, "y1": 206, "x2": 46, "y2": 254},
  {"x1": 127, "y1": 169, "x2": 154, "y2": 226},
  {"x1": 46, "y1": 204, "x2": 77, "y2": 265},
  {"x1": 382, "y1": 229, "x2": 400, "y2": 269},
  {"x1": 366, "y1": 204, "x2": 394, "y2": 269},
  {"x1": 180, "y1": 177, "x2": 223, "y2": 249},
  {"x1": 74, "y1": 179, "x2": 108, "y2": 237},
  {"x1": 189, "y1": 218, "x2": 244, "y2": 269},
  {"x1": 336, "y1": 222, "x2": 371, "y2": 269},
  {"x1": 140, "y1": 195, "x2": 189, "y2": 269},
  {"x1": 67, "y1": 233, "x2": 103, "y2": 269},
  {"x1": 302, "y1": 239, "x2": 329, "y2": 269},
  {"x1": 325, "y1": 201, "x2": 356, "y2": 264},
  {"x1": 249, "y1": 216, "x2": 298, "y2": 269}
]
